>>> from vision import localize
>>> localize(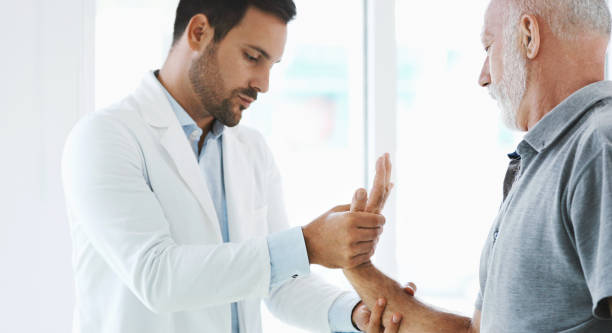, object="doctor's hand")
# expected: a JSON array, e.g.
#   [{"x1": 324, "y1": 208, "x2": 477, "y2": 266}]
[
  {"x1": 302, "y1": 202, "x2": 385, "y2": 269},
  {"x1": 352, "y1": 282, "x2": 417, "y2": 331},
  {"x1": 366, "y1": 298, "x2": 403, "y2": 333}
]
